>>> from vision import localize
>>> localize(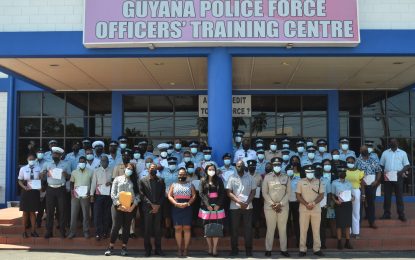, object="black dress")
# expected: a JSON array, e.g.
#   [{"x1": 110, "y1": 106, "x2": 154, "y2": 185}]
[{"x1": 198, "y1": 178, "x2": 226, "y2": 225}]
